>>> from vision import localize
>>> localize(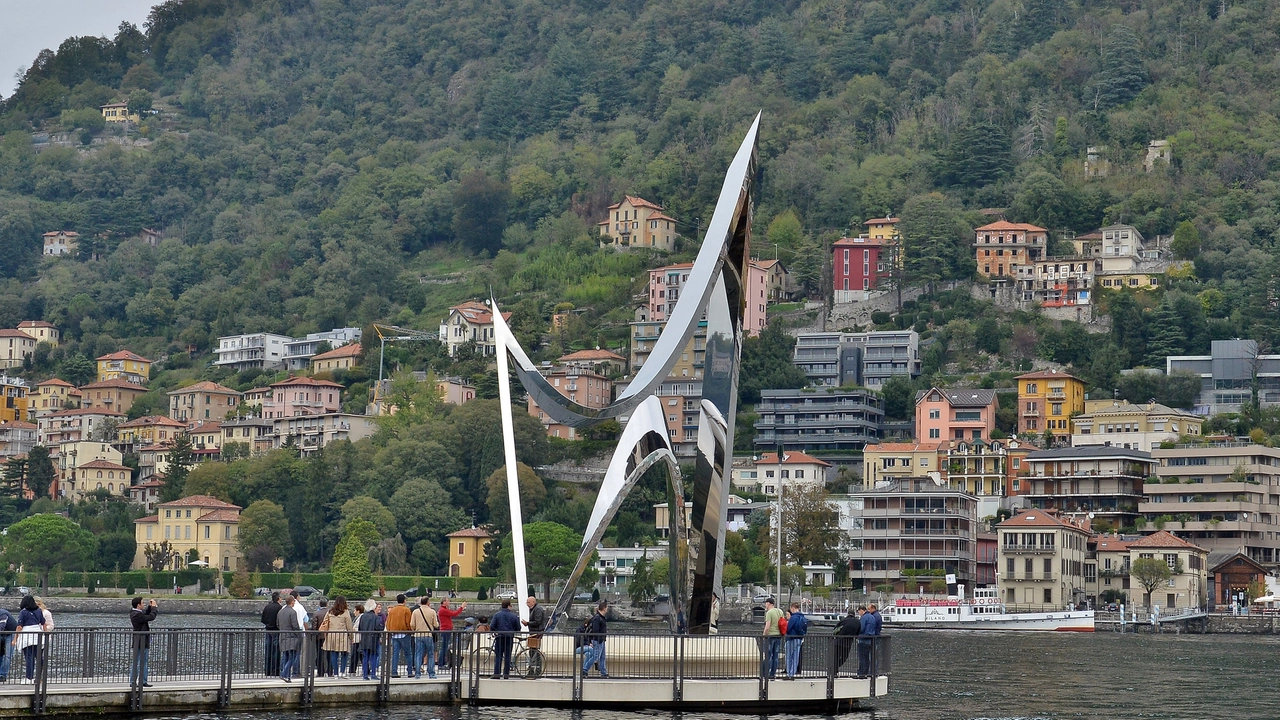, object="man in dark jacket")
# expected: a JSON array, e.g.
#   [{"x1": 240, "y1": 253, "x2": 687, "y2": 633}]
[
  {"x1": 489, "y1": 600, "x2": 521, "y2": 679},
  {"x1": 833, "y1": 608, "x2": 862, "y2": 670},
  {"x1": 357, "y1": 599, "x2": 384, "y2": 681},
  {"x1": 278, "y1": 595, "x2": 303, "y2": 683},
  {"x1": 522, "y1": 595, "x2": 546, "y2": 649},
  {"x1": 130, "y1": 597, "x2": 158, "y2": 687},
  {"x1": 261, "y1": 593, "x2": 282, "y2": 676},
  {"x1": 582, "y1": 601, "x2": 609, "y2": 678}
]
